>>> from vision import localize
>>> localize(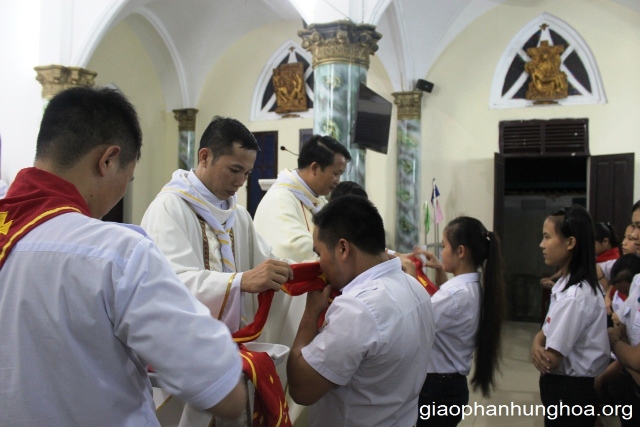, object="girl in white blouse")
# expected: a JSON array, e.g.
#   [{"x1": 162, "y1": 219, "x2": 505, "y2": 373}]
[
  {"x1": 532, "y1": 205, "x2": 609, "y2": 427},
  {"x1": 415, "y1": 216, "x2": 506, "y2": 427}
]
